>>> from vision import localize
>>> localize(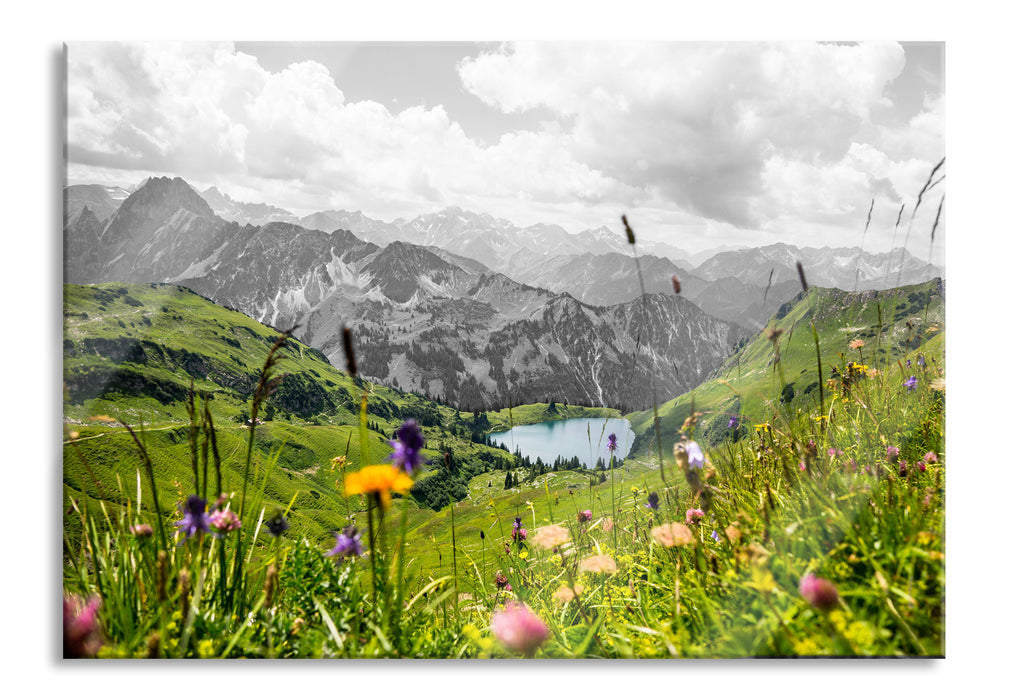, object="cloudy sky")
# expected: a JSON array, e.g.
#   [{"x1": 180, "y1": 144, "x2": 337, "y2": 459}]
[{"x1": 66, "y1": 41, "x2": 944, "y2": 260}]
